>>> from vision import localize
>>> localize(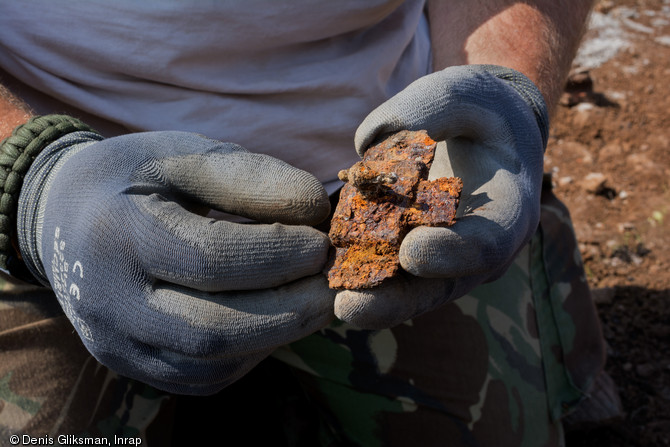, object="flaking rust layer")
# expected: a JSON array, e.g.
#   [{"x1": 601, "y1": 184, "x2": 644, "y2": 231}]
[{"x1": 327, "y1": 130, "x2": 463, "y2": 290}]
